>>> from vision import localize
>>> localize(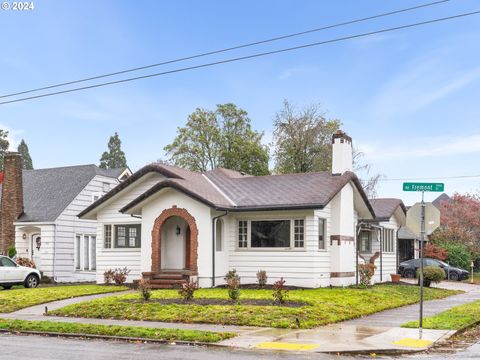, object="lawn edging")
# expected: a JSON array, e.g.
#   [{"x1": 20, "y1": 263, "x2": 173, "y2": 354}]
[{"x1": 0, "y1": 318, "x2": 235, "y2": 344}]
